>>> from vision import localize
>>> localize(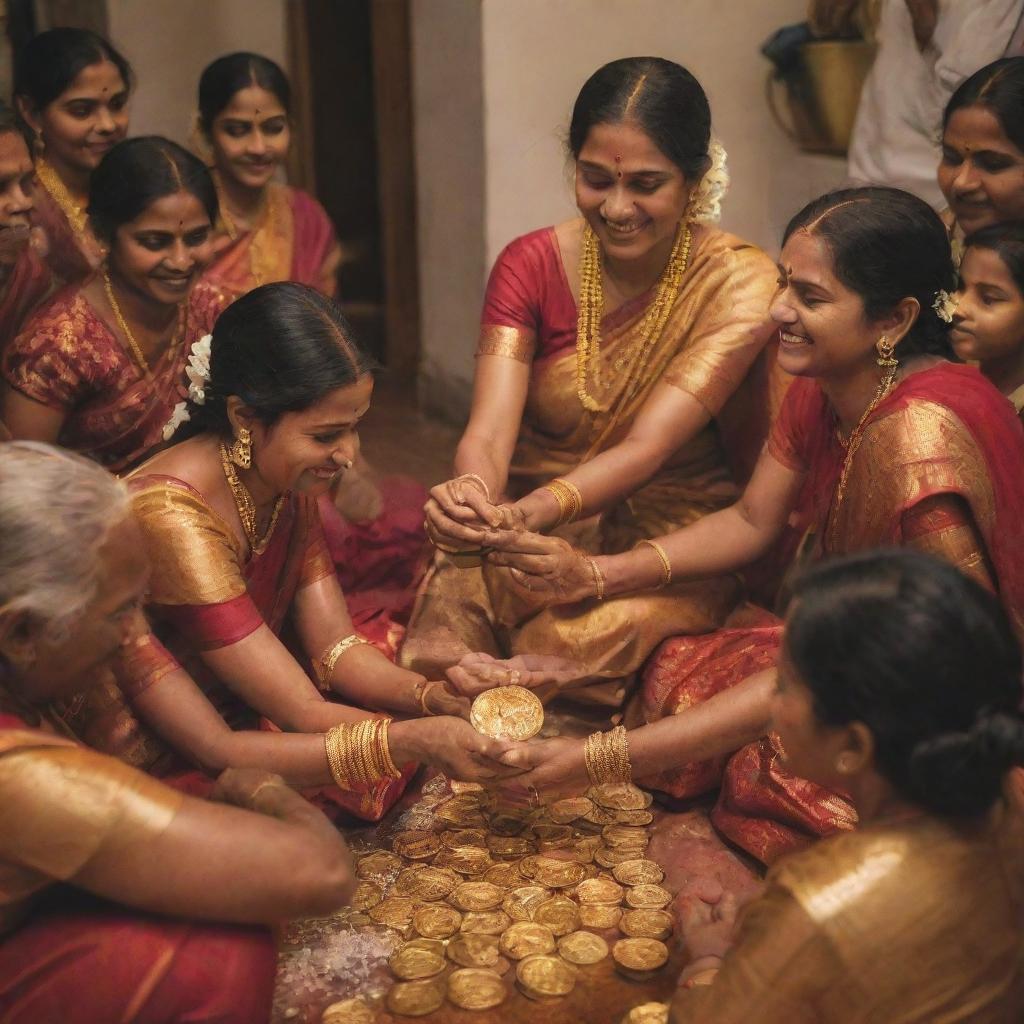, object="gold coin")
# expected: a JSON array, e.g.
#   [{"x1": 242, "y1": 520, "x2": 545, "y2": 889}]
[
  {"x1": 557, "y1": 929, "x2": 610, "y2": 965},
  {"x1": 595, "y1": 846, "x2": 640, "y2": 868},
  {"x1": 460, "y1": 910, "x2": 512, "y2": 935},
  {"x1": 385, "y1": 978, "x2": 445, "y2": 1017},
  {"x1": 578, "y1": 903, "x2": 622, "y2": 930},
  {"x1": 321, "y1": 996, "x2": 374, "y2": 1024},
  {"x1": 612, "y1": 937, "x2": 669, "y2": 972},
  {"x1": 515, "y1": 954, "x2": 577, "y2": 999},
  {"x1": 470, "y1": 685, "x2": 544, "y2": 741},
  {"x1": 533, "y1": 857, "x2": 587, "y2": 889},
  {"x1": 369, "y1": 896, "x2": 419, "y2": 928},
  {"x1": 602, "y1": 824, "x2": 650, "y2": 849},
  {"x1": 394, "y1": 865, "x2": 460, "y2": 901},
  {"x1": 517, "y1": 854, "x2": 543, "y2": 879},
  {"x1": 447, "y1": 932, "x2": 501, "y2": 968},
  {"x1": 392, "y1": 830, "x2": 441, "y2": 861},
  {"x1": 575, "y1": 877, "x2": 625, "y2": 905},
  {"x1": 350, "y1": 881, "x2": 383, "y2": 912},
  {"x1": 582, "y1": 804, "x2": 619, "y2": 825},
  {"x1": 548, "y1": 796, "x2": 594, "y2": 824},
  {"x1": 488, "y1": 811, "x2": 534, "y2": 836},
  {"x1": 436, "y1": 844, "x2": 494, "y2": 876},
  {"x1": 498, "y1": 921, "x2": 556, "y2": 960},
  {"x1": 487, "y1": 834, "x2": 535, "y2": 859},
  {"x1": 613, "y1": 859, "x2": 665, "y2": 886},
  {"x1": 450, "y1": 880, "x2": 504, "y2": 912},
  {"x1": 502, "y1": 885, "x2": 550, "y2": 922},
  {"x1": 533, "y1": 895, "x2": 579, "y2": 936},
  {"x1": 484, "y1": 862, "x2": 525, "y2": 888},
  {"x1": 447, "y1": 968, "x2": 507, "y2": 1010},
  {"x1": 436, "y1": 796, "x2": 487, "y2": 829},
  {"x1": 590, "y1": 783, "x2": 652, "y2": 811},
  {"x1": 620, "y1": 909, "x2": 674, "y2": 941},
  {"x1": 623, "y1": 1002, "x2": 669, "y2": 1024},
  {"x1": 356, "y1": 850, "x2": 403, "y2": 881},
  {"x1": 439, "y1": 827, "x2": 487, "y2": 848},
  {"x1": 389, "y1": 940, "x2": 447, "y2": 980},
  {"x1": 615, "y1": 808, "x2": 654, "y2": 826},
  {"x1": 625, "y1": 884, "x2": 672, "y2": 910},
  {"x1": 412, "y1": 903, "x2": 462, "y2": 939}
]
